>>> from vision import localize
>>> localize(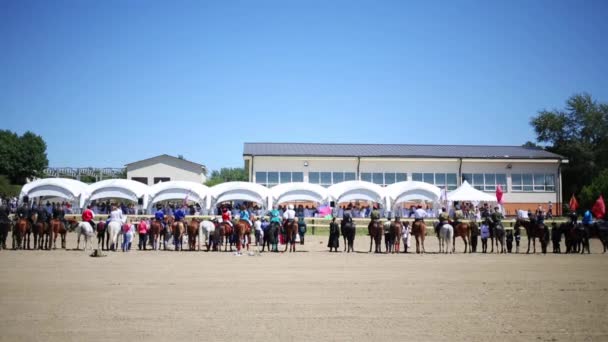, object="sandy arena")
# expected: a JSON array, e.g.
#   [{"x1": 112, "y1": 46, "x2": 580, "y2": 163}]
[{"x1": 1, "y1": 233, "x2": 607, "y2": 342}]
